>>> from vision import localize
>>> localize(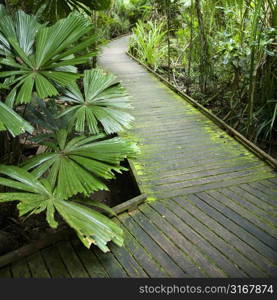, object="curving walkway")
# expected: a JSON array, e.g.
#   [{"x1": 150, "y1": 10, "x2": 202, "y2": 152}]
[{"x1": 0, "y1": 36, "x2": 277, "y2": 278}]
